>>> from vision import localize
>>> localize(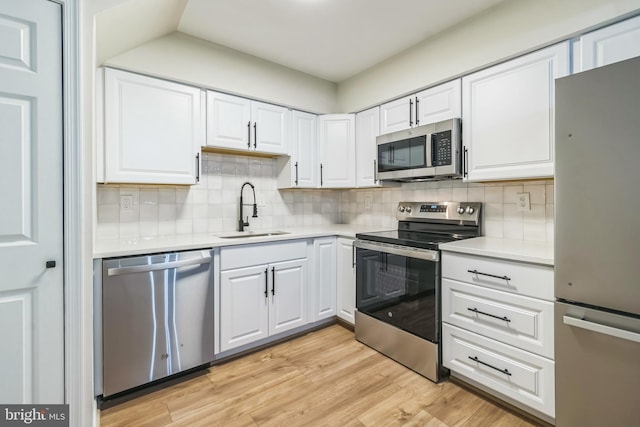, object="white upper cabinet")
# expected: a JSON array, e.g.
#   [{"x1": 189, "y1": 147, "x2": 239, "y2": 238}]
[
  {"x1": 355, "y1": 106, "x2": 380, "y2": 188},
  {"x1": 317, "y1": 114, "x2": 356, "y2": 188},
  {"x1": 379, "y1": 79, "x2": 461, "y2": 134},
  {"x1": 579, "y1": 15, "x2": 640, "y2": 72},
  {"x1": 206, "y1": 91, "x2": 289, "y2": 155},
  {"x1": 101, "y1": 68, "x2": 202, "y2": 185},
  {"x1": 462, "y1": 42, "x2": 570, "y2": 181},
  {"x1": 277, "y1": 110, "x2": 317, "y2": 188}
]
